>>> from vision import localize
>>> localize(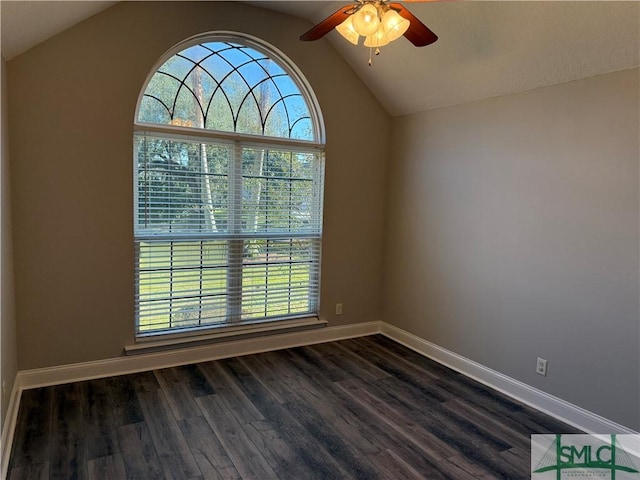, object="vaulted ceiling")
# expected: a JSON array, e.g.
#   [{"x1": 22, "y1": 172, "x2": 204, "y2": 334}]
[{"x1": 2, "y1": 1, "x2": 638, "y2": 116}]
